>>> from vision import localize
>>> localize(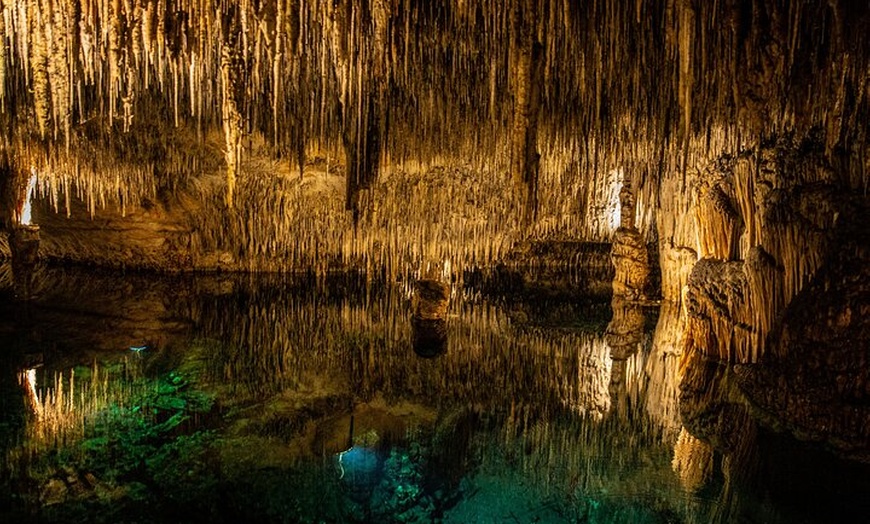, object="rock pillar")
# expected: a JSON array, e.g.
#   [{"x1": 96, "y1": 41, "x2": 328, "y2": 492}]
[
  {"x1": 411, "y1": 279, "x2": 449, "y2": 358},
  {"x1": 610, "y1": 186, "x2": 650, "y2": 300}
]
